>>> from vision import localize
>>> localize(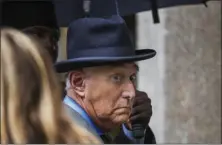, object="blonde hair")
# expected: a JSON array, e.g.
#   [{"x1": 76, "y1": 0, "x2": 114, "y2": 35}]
[{"x1": 0, "y1": 28, "x2": 101, "y2": 144}]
